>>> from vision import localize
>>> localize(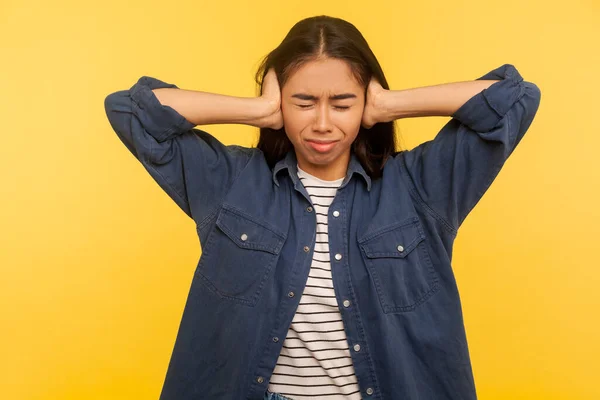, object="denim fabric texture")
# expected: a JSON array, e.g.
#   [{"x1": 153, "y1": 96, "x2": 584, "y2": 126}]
[
  {"x1": 264, "y1": 390, "x2": 295, "y2": 400},
  {"x1": 104, "y1": 64, "x2": 541, "y2": 400}
]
